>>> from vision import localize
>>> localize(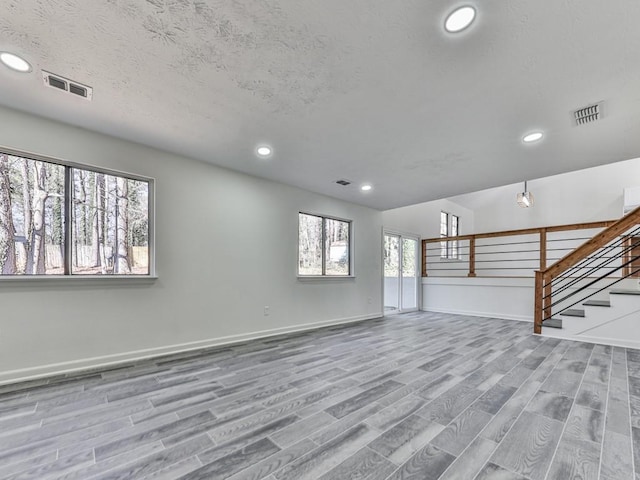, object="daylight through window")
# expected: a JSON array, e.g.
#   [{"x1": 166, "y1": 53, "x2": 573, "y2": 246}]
[
  {"x1": 298, "y1": 213, "x2": 351, "y2": 276},
  {"x1": 440, "y1": 211, "x2": 459, "y2": 259},
  {"x1": 0, "y1": 150, "x2": 152, "y2": 276}
]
